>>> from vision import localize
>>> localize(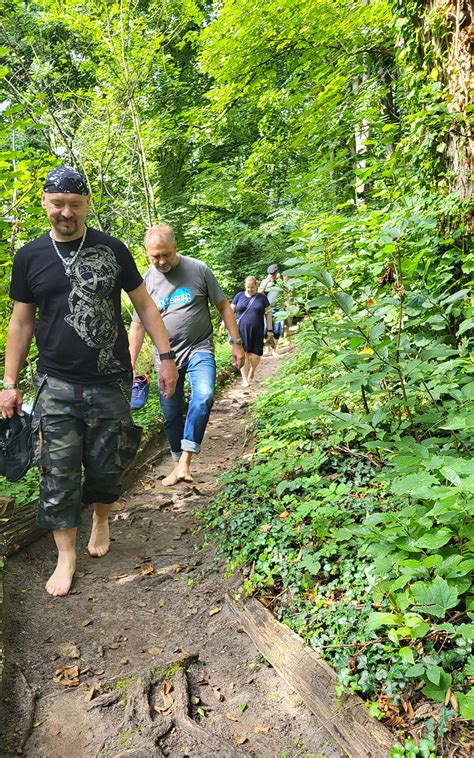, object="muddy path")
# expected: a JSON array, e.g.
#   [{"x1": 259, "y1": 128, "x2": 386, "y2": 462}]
[{"x1": 1, "y1": 351, "x2": 342, "y2": 758}]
